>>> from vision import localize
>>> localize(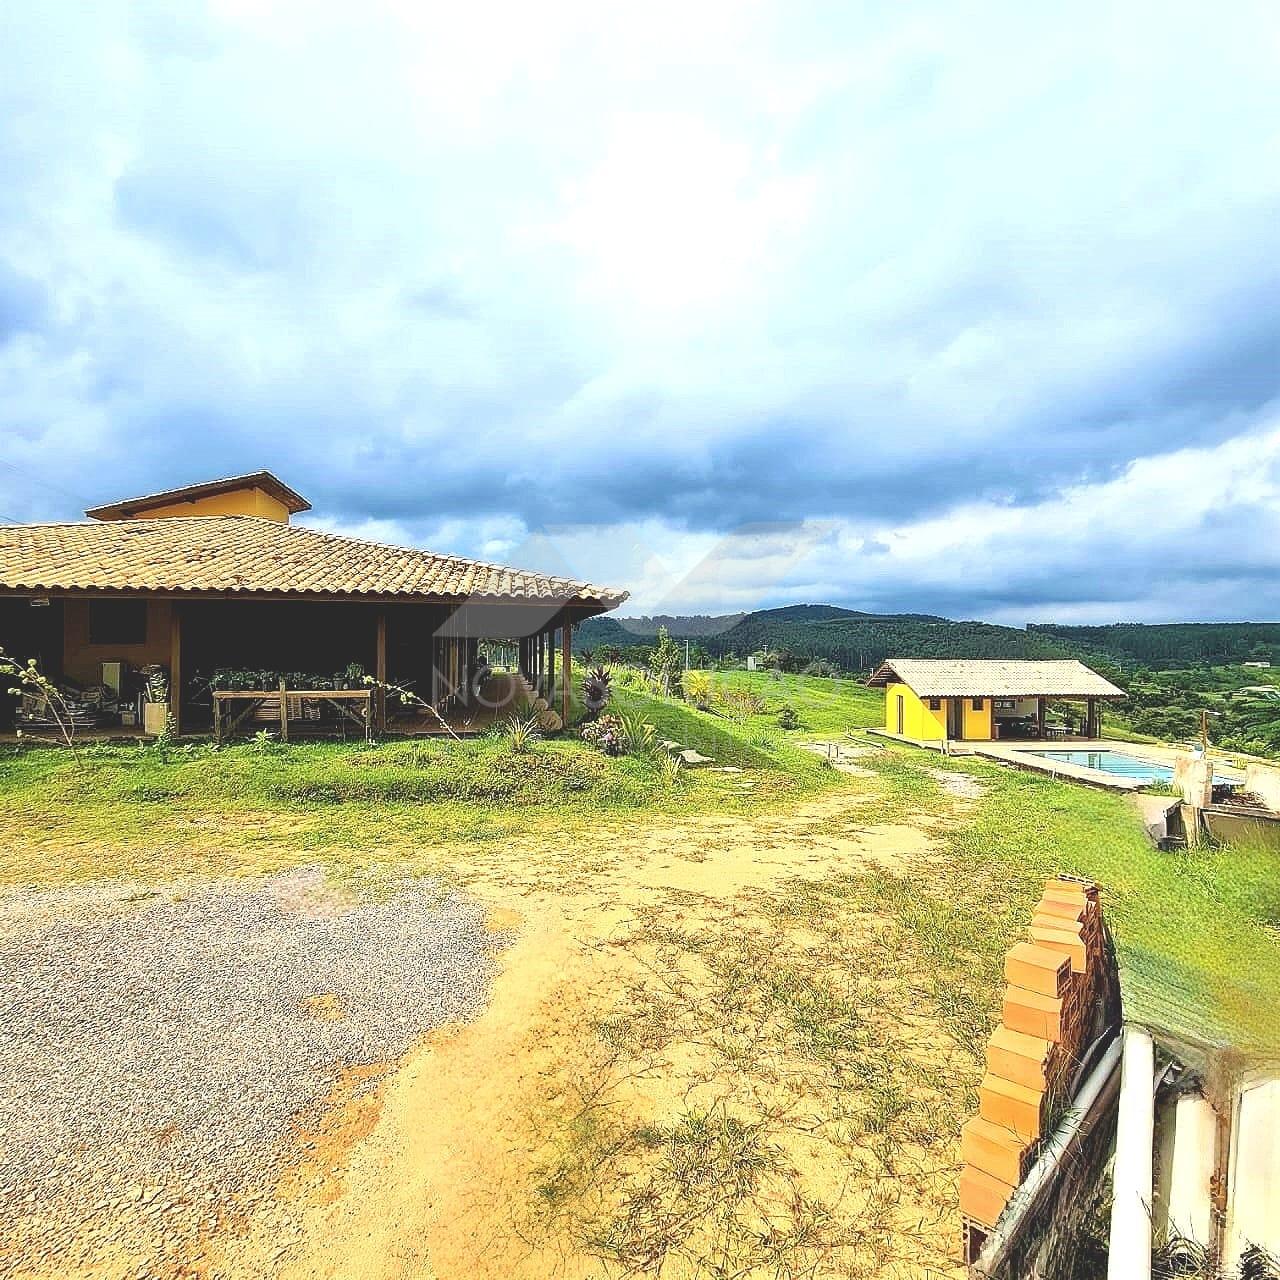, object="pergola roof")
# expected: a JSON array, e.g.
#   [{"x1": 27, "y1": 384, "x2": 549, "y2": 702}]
[
  {"x1": 866, "y1": 658, "x2": 1125, "y2": 699},
  {"x1": 0, "y1": 515, "x2": 628, "y2": 608}
]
